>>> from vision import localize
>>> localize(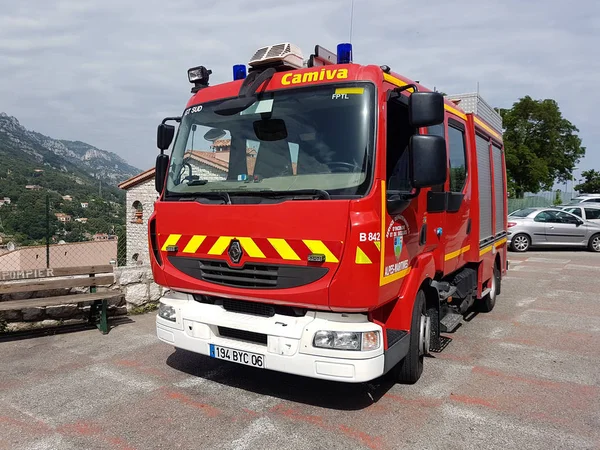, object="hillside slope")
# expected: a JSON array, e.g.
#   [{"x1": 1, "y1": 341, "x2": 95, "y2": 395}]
[
  {"x1": 0, "y1": 112, "x2": 140, "y2": 185},
  {"x1": 0, "y1": 112, "x2": 141, "y2": 248}
]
